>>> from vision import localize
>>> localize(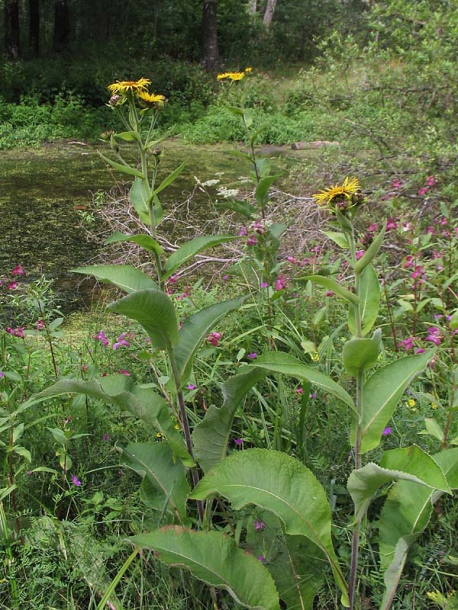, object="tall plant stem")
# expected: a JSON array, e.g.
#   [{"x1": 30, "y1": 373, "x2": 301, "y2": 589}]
[
  {"x1": 169, "y1": 352, "x2": 204, "y2": 522},
  {"x1": 346, "y1": 225, "x2": 364, "y2": 610}
]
